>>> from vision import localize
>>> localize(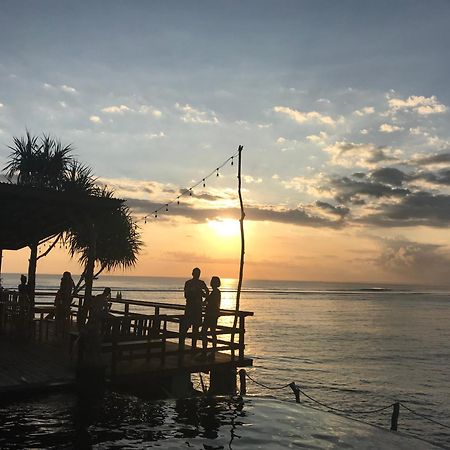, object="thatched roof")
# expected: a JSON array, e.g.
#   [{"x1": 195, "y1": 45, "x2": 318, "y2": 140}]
[{"x1": 0, "y1": 182, "x2": 122, "y2": 250}]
